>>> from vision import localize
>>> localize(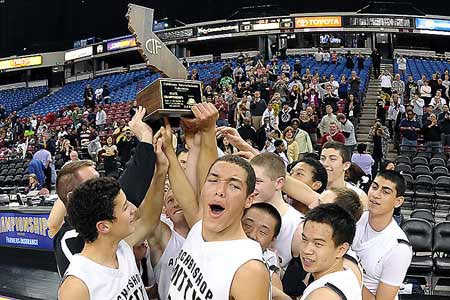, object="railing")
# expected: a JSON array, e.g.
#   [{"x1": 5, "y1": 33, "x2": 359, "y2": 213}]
[
  {"x1": 185, "y1": 55, "x2": 214, "y2": 63},
  {"x1": 220, "y1": 50, "x2": 259, "y2": 60}
]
